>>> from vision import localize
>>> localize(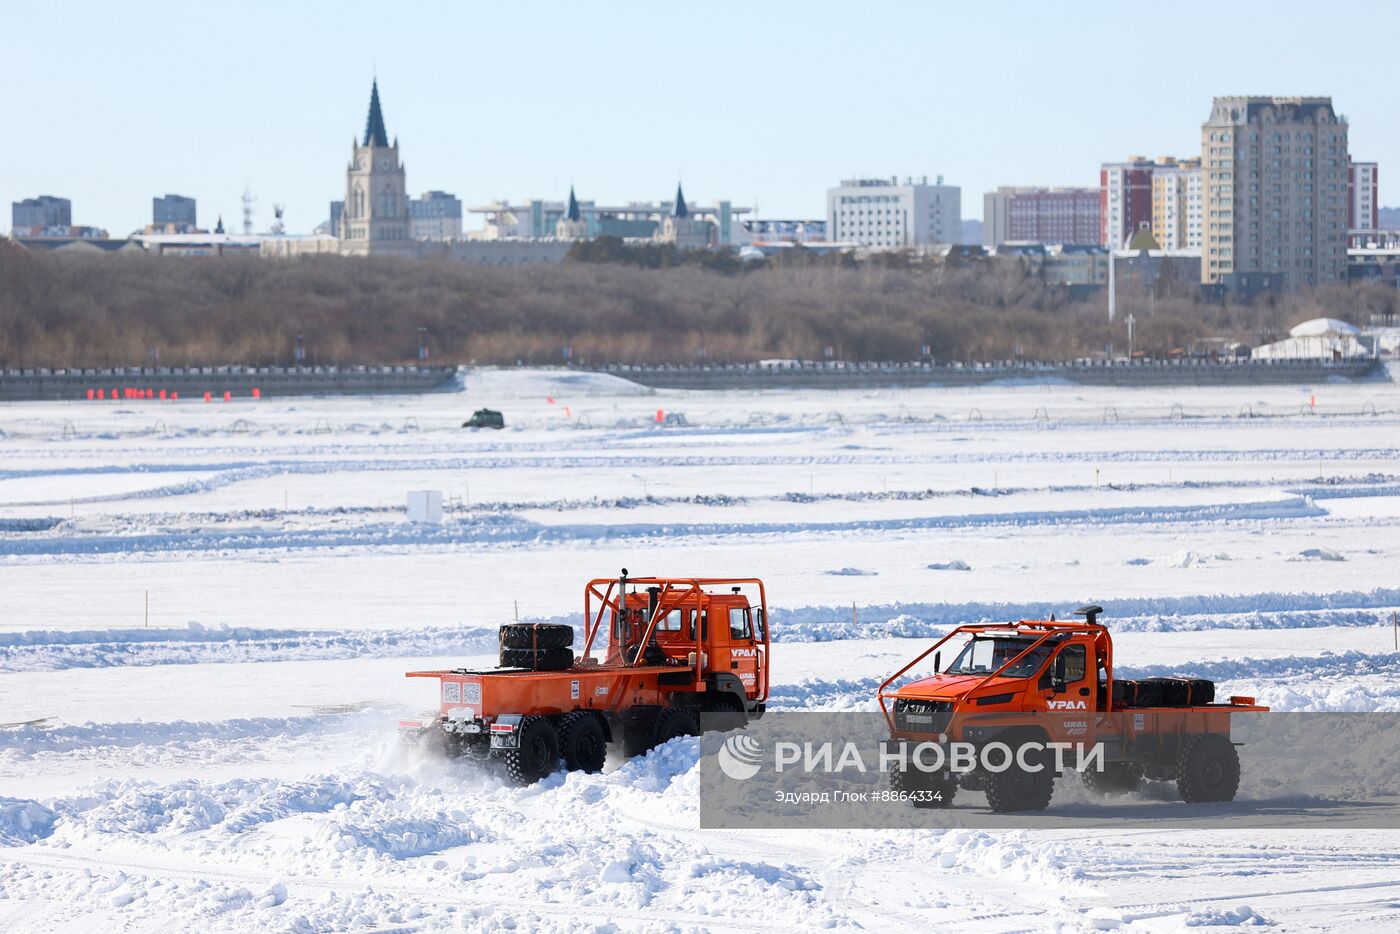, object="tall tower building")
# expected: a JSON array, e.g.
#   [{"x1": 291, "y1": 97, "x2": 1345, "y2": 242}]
[
  {"x1": 1347, "y1": 160, "x2": 1378, "y2": 231},
  {"x1": 655, "y1": 184, "x2": 715, "y2": 249},
  {"x1": 556, "y1": 186, "x2": 589, "y2": 239},
  {"x1": 1201, "y1": 96, "x2": 1349, "y2": 291},
  {"x1": 339, "y1": 79, "x2": 413, "y2": 256},
  {"x1": 1100, "y1": 157, "x2": 1182, "y2": 249},
  {"x1": 1150, "y1": 159, "x2": 1202, "y2": 251}
]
